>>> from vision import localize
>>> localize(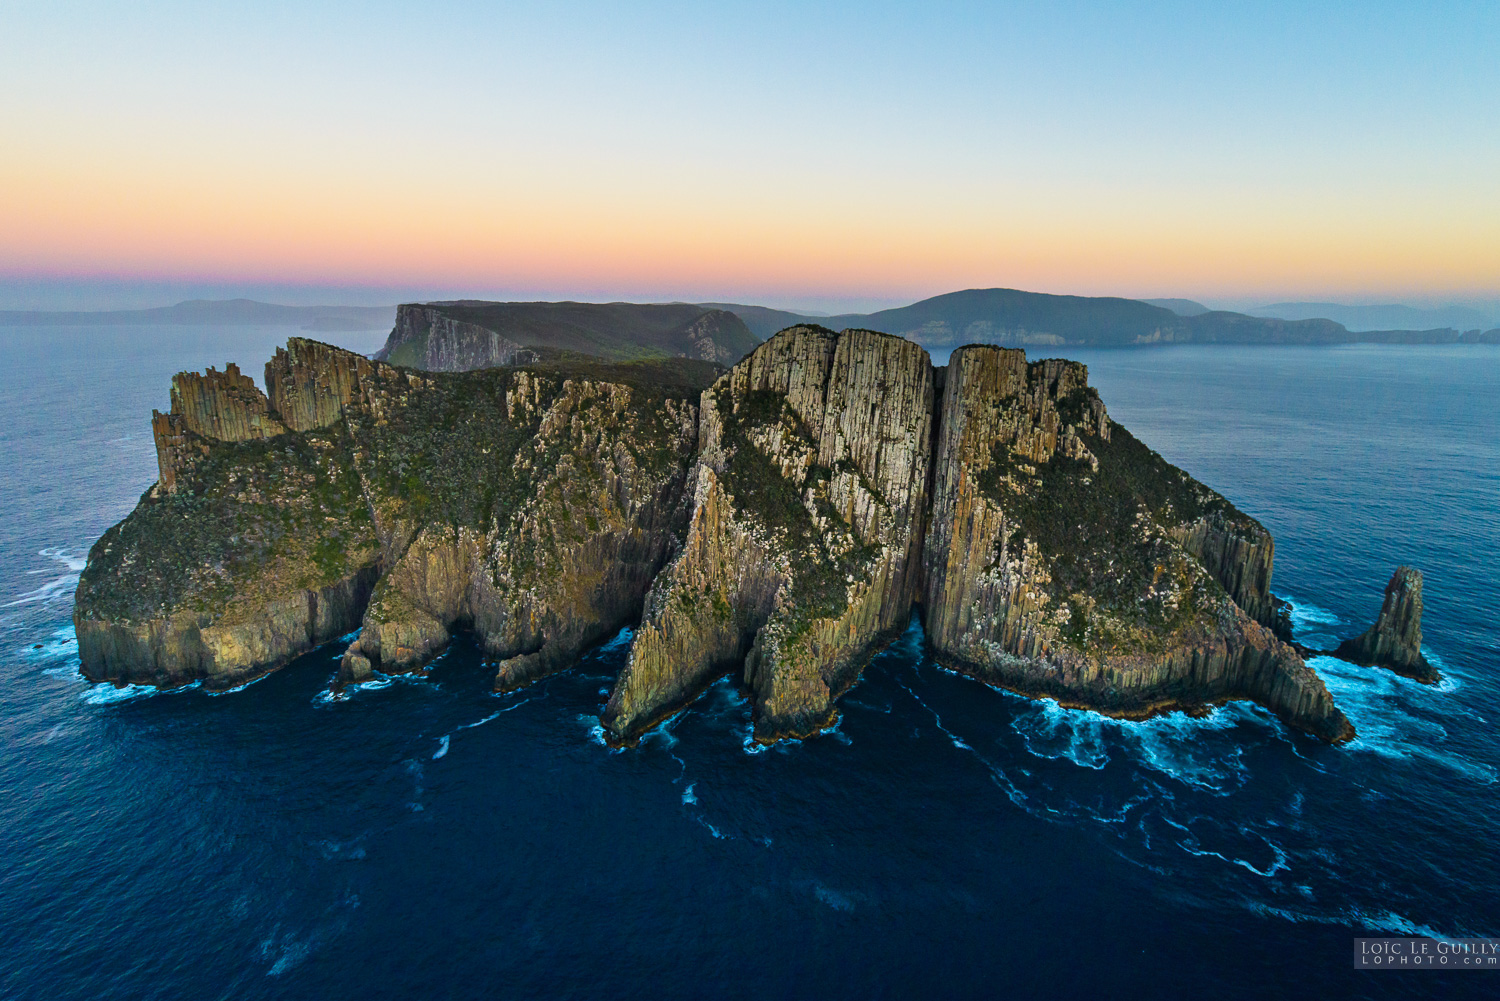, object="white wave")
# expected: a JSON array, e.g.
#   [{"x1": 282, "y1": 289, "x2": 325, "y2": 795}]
[
  {"x1": 315, "y1": 674, "x2": 394, "y2": 703},
  {"x1": 432, "y1": 735, "x2": 450, "y2": 760},
  {"x1": 205, "y1": 672, "x2": 274, "y2": 696},
  {"x1": 1347, "y1": 907, "x2": 1474, "y2": 940},
  {"x1": 583, "y1": 716, "x2": 626, "y2": 752},
  {"x1": 1009, "y1": 697, "x2": 1254, "y2": 793},
  {"x1": 1130, "y1": 718, "x2": 1251, "y2": 795},
  {"x1": 3, "y1": 575, "x2": 79, "y2": 608},
  {"x1": 710, "y1": 676, "x2": 748, "y2": 706},
  {"x1": 40, "y1": 722, "x2": 73, "y2": 744},
  {"x1": 641, "y1": 715, "x2": 681, "y2": 750},
  {"x1": 1282, "y1": 595, "x2": 1343, "y2": 631},
  {"x1": 39, "y1": 547, "x2": 87, "y2": 573},
  {"x1": 80, "y1": 681, "x2": 159, "y2": 704},
  {"x1": 2, "y1": 547, "x2": 87, "y2": 608},
  {"x1": 740, "y1": 725, "x2": 770, "y2": 755},
  {"x1": 19, "y1": 625, "x2": 80, "y2": 663},
  {"x1": 457, "y1": 711, "x2": 504, "y2": 729},
  {"x1": 894, "y1": 676, "x2": 972, "y2": 751},
  {"x1": 264, "y1": 934, "x2": 314, "y2": 977},
  {"x1": 1310, "y1": 654, "x2": 1497, "y2": 784},
  {"x1": 1240, "y1": 897, "x2": 1491, "y2": 940},
  {"x1": 1175, "y1": 837, "x2": 1289, "y2": 878},
  {"x1": 1011, "y1": 703, "x2": 1110, "y2": 770},
  {"x1": 681, "y1": 782, "x2": 697, "y2": 805}
]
